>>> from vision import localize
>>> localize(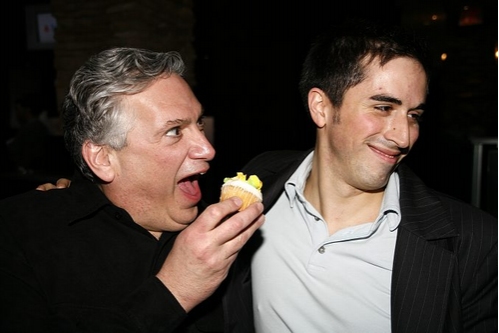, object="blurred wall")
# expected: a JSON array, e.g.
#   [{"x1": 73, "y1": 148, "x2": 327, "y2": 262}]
[
  {"x1": 2, "y1": 0, "x2": 497, "y2": 214},
  {"x1": 52, "y1": 0, "x2": 196, "y2": 114}
]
